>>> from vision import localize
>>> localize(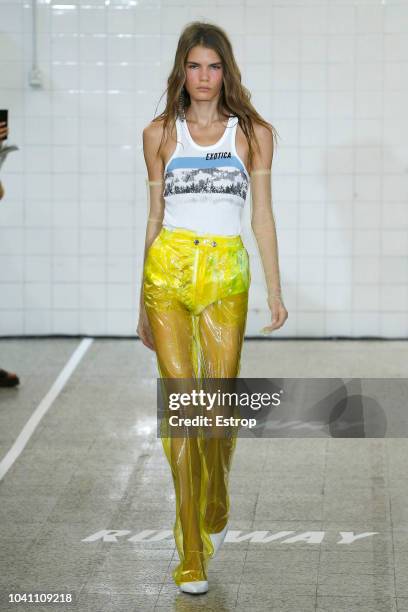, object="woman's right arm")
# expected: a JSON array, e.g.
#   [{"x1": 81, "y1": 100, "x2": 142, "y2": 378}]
[
  {"x1": 137, "y1": 121, "x2": 165, "y2": 349},
  {"x1": 139, "y1": 121, "x2": 165, "y2": 305}
]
